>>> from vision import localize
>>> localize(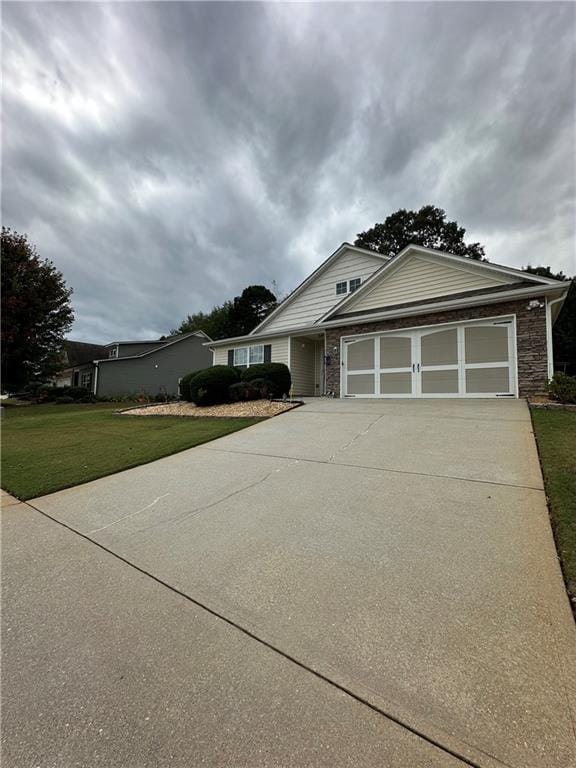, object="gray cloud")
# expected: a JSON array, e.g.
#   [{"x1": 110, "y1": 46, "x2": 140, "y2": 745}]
[{"x1": 2, "y1": 1, "x2": 575, "y2": 342}]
